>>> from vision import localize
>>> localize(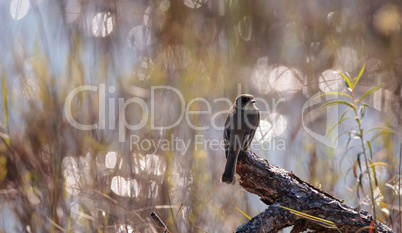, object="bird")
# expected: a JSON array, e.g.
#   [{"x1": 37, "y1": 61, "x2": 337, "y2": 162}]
[{"x1": 221, "y1": 94, "x2": 260, "y2": 184}]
